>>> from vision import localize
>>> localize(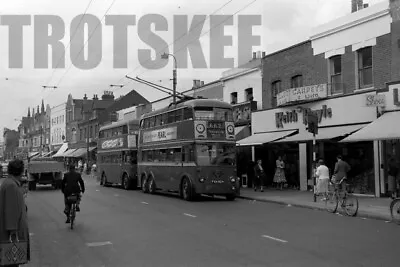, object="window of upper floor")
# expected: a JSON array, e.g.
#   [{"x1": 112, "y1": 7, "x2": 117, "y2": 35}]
[
  {"x1": 245, "y1": 88, "x2": 253, "y2": 101},
  {"x1": 230, "y1": 92, "x2": 238, "y2": 105},
  {"x1": 357, "y1": 46, "x2": 373, "y2": 89},
  {"x1": 271, "y1": 80, "x2": 282, "y2": 98},
  {"x1": 291, "y1": 75, "x2": 303, "y2": 88},
  {"x1": 329, "y1": 55, "x2": 343, "y2": 95}
]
